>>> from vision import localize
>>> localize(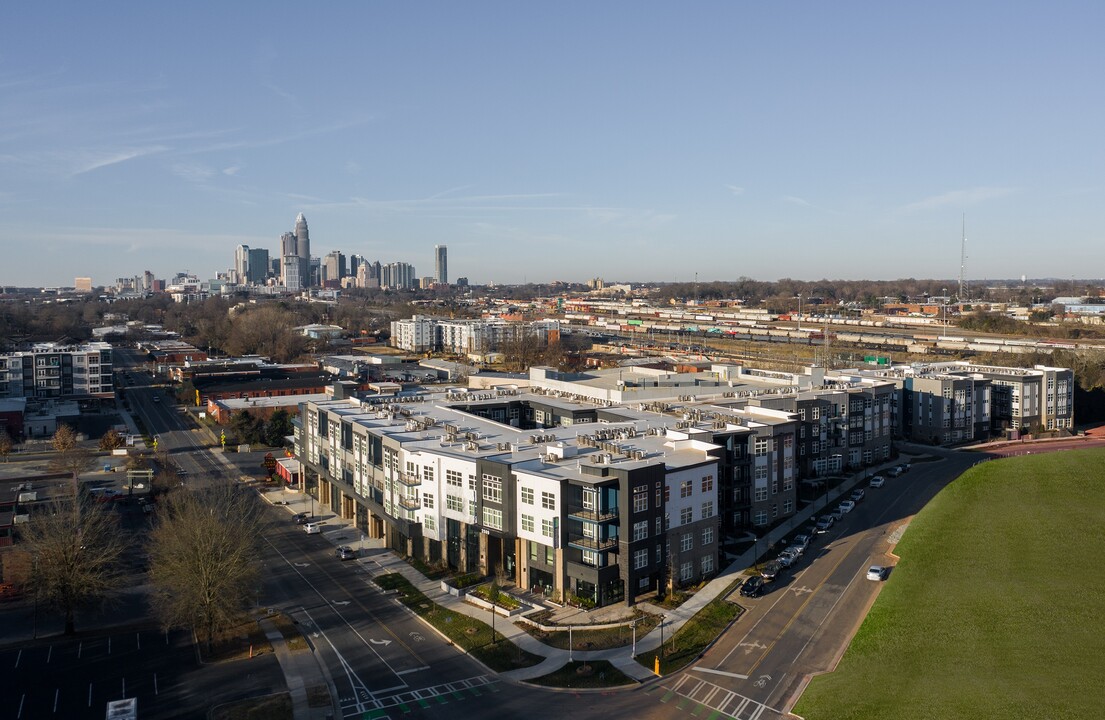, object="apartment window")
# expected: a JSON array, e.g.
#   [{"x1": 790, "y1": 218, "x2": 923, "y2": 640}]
[
  {"x1": 655, "y1": 516, "x2": 662, "y2": 537},
  {"x1": 423, "y1": 466, "x2": 434, "y2": 483},
  {"x1": 634, "y1": 491, "x2": 648, "y2": 513},
  {"x1": 701, "y1": 475, "x2": 714, "y2": 493},
  {"x1": 664, "y1": 485, "x2": 671, "y2": 502},
  {"x1": 446, "y1": 470, "x2": 463, "y2": 487},
  {"x1": 521, "y1": 486, "x2": 534, "y2": 505},
  {"x1": 772, "y1": 503, "x2": 778, "y2": 518},
  {"x1": 754, "y1": 487, "x2": 768, "y2": 502},
  {"x1": 754, "y1": 438, "x2": 770, "y2": 456},
  {"x1": 406, "y1": 461, "x2": 417, "y2": 476},
  {"x1": 656, "y1": 485, "x2": 662, "y2": 507},
  {"x1": 702, "y1": 526, "x2": 714, "y2": 545},
  {"x1": 680, "y1": 479, "x2": 692, "y2": 498},
  {"x1": 541, "y1": 491, "x2": 556, "y2": 511},
  {"x1": 521, "y1": 514, "x2": 535, "y2": 533},
  {"x1": 446, "y1": 495, "x2": 464, "y2": 513},
  {"x1": 541, "y1": 519, "x2": 554, "y2": 538},
  {"x1": 582, "y1": 489, "x2": 596, "y2": 510},
  {"x1": 754, "y1": 466, "x2": 768, "y2": 481},
  {"x1": 680, "y1": 507, "x2": 692, "y2": 525},
  {"x1": 633, "y1": 548, "x2": 649, "y2": 570},
  {"x1": 783, "y1": 499, "x2": 794, "y2": 514},
  {"x1": 546, "y1": 545, "x2": 555, "y2": 564},
  {"x1": 783, "y1": 478, "x2": 794, "y2": 492},
  {"x1": 424, "y1": 516, "x2": 435, "y2": 531},
  {"x1": 581, "y1": 550, "x2": 600, "y2": 567},
  {"x1": 701, "y1": 501, "x2": 714, "y2": 518},
  {"x1": 680, "y1": 533, "x2": 693, "y2": 552},
  {"x1": 680, "y1": 561, "x2": 694, "y2": 582},
  {"x1": 482, "y1": 475, "x2": 502, "y2": 504},
  {"x1": 753, "y1": 510, "x2": 768, "y2": 526},
  {"x1": 701, "y1": 555, "x2": 714, "y2": 575},
  {"x1": 633, "y1": 520, "x2": 648, "y2": 542},
  {"x1": 422, "y1": 493, "x2": 434, "y2": 509},
  {"x1": 482, "y1": 507, "x2": 503, "y2": 530}
]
